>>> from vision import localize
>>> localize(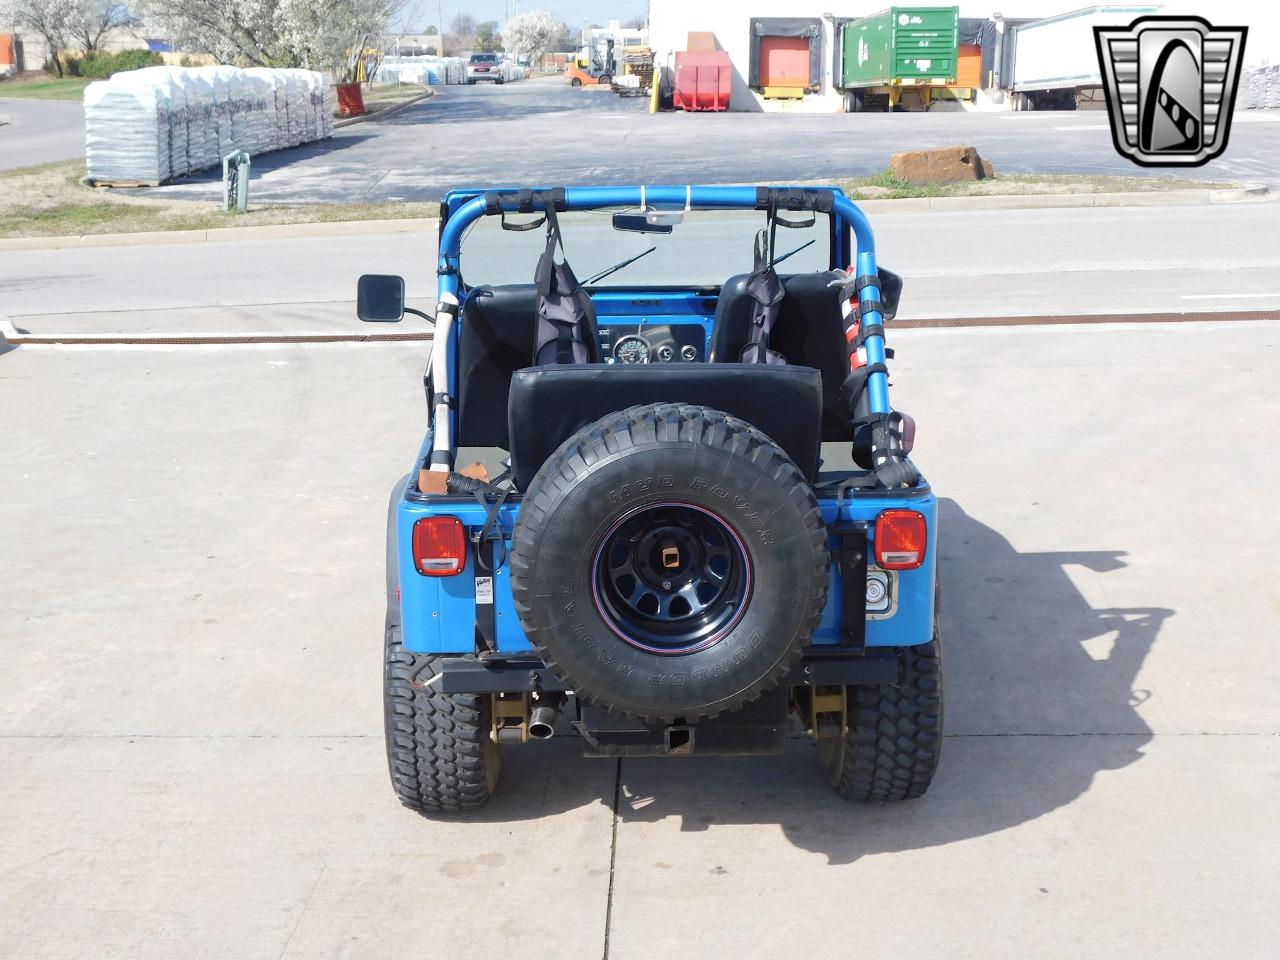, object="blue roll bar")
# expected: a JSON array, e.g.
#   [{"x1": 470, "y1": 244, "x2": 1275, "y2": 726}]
[{"x1": 435, "y1": 186, "x2": 891, "y2": 464}]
